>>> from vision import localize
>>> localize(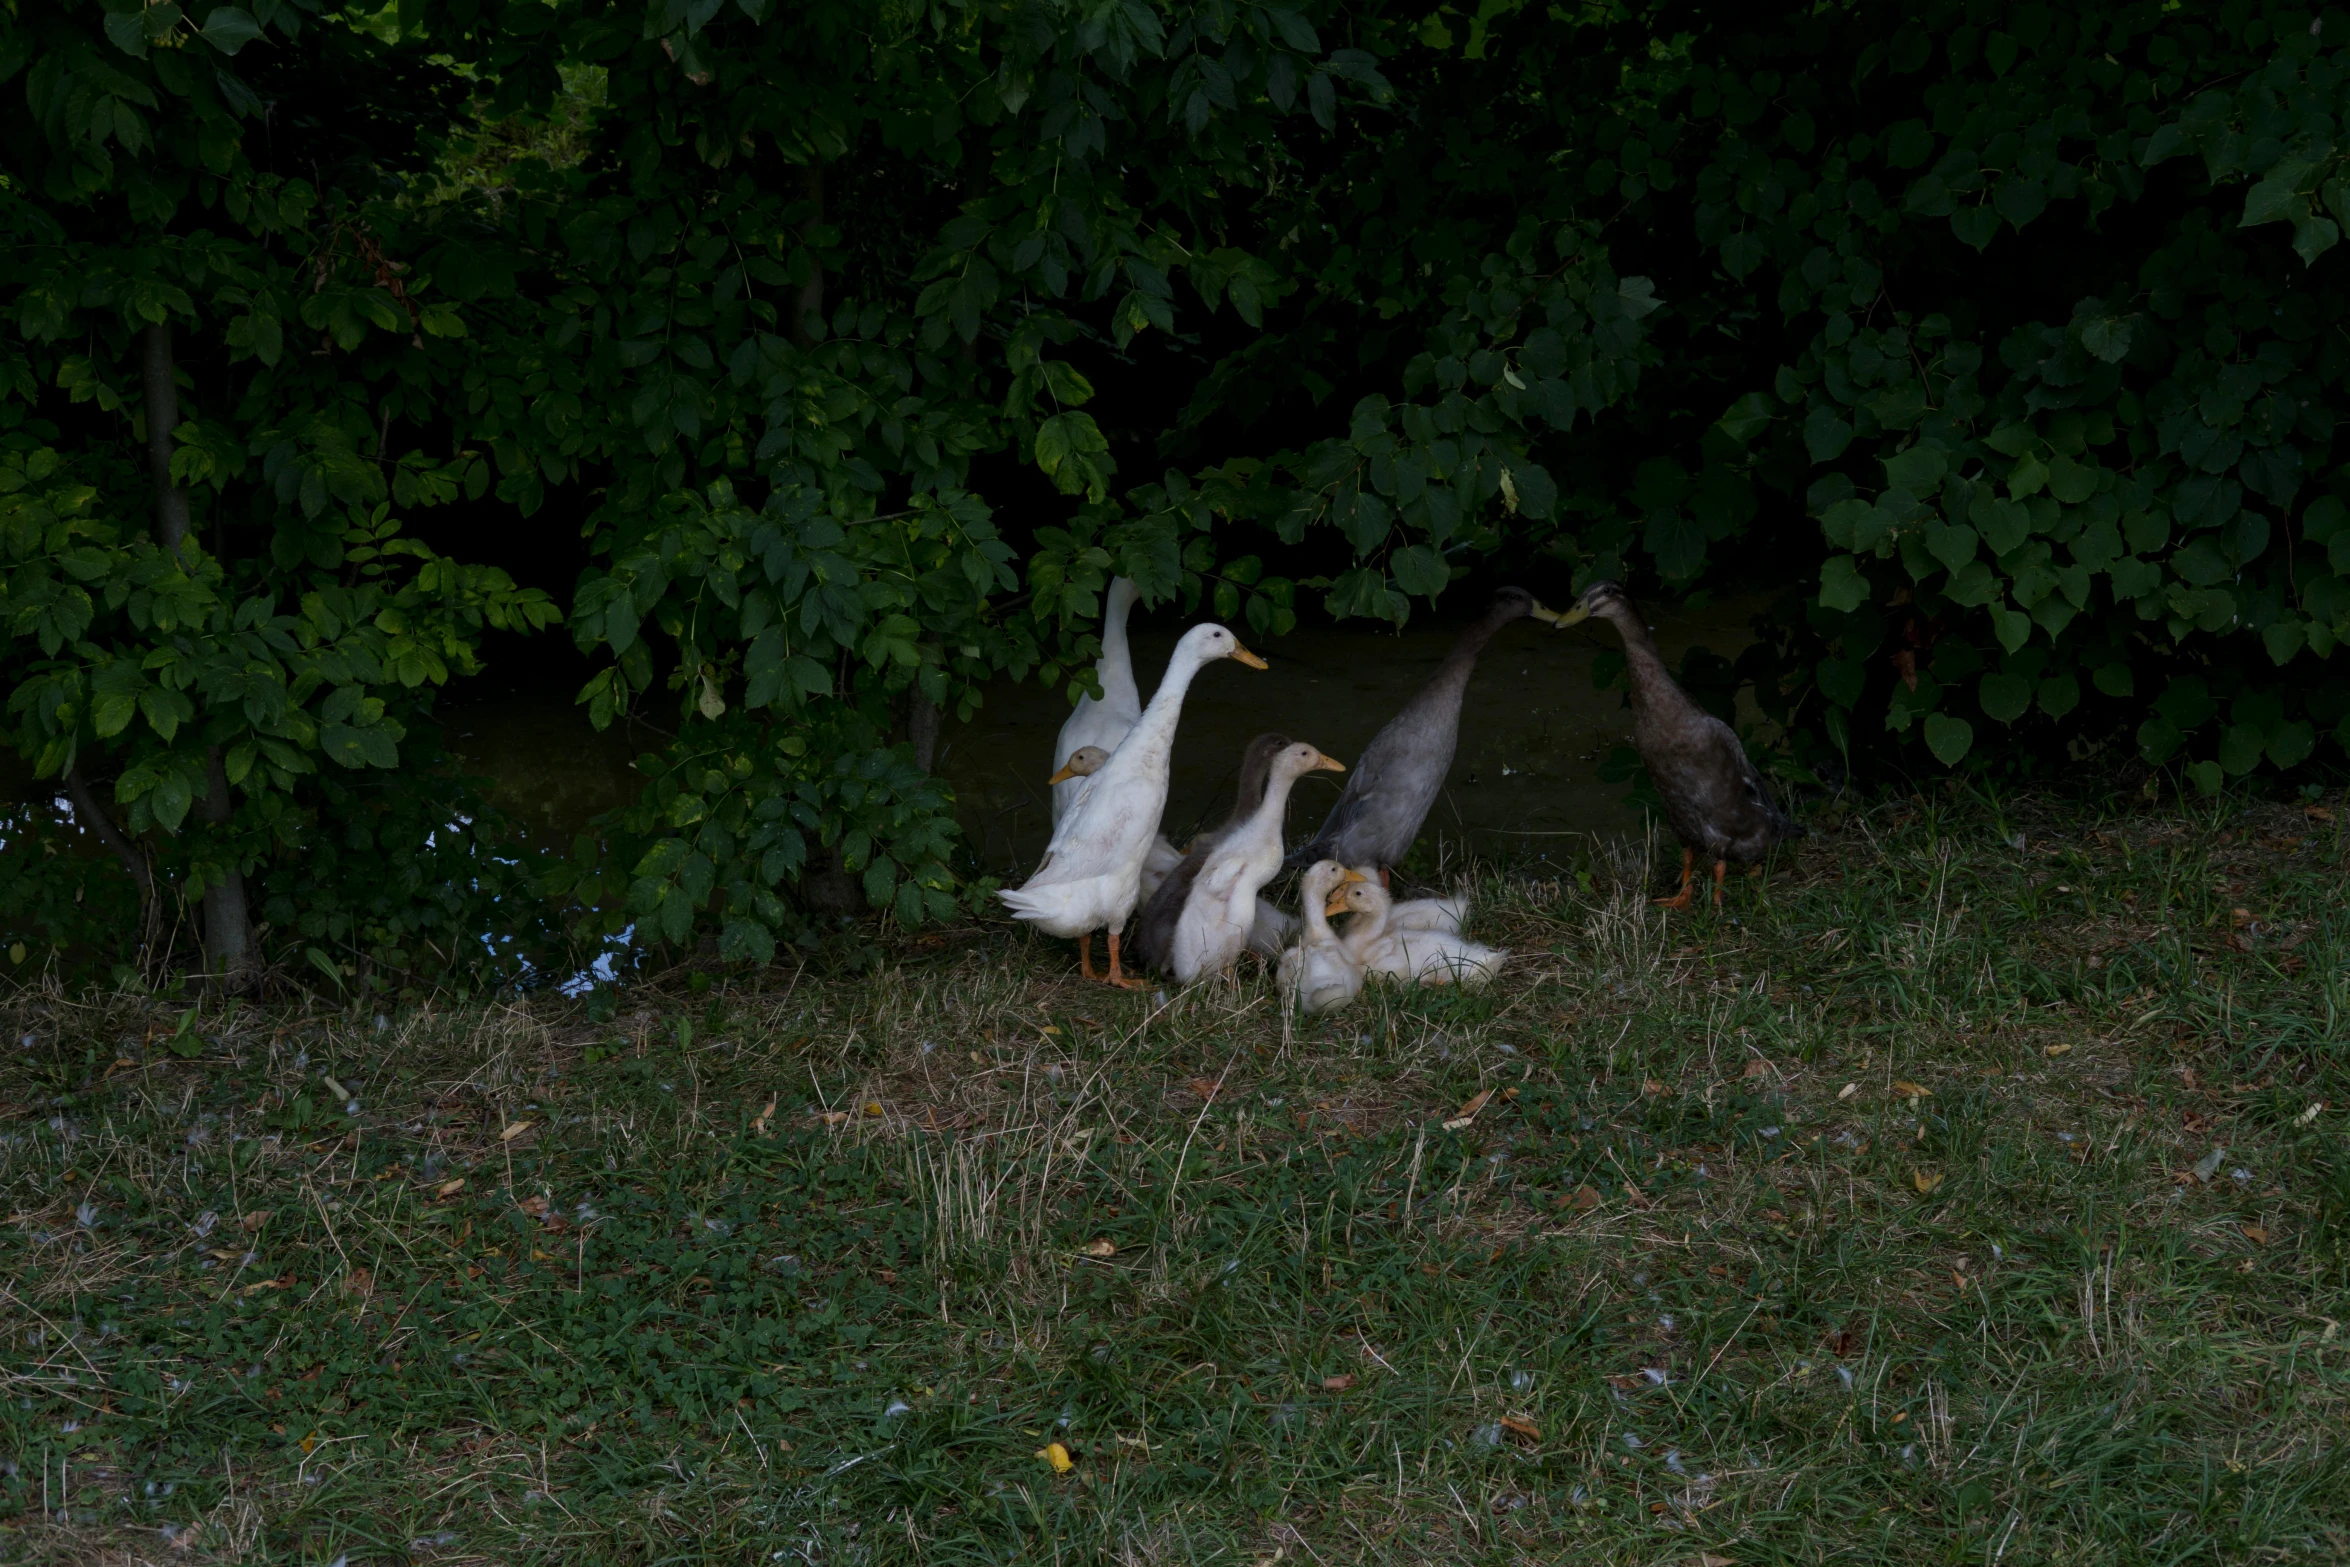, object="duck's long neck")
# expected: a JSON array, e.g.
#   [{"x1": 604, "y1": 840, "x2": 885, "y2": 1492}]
[
  {"x1": 1302, "y1": 883, "x2": 1339, "y2": 946},
  {"x1": 1117, "y1": 647, "x2": 1209, "y2": 769},
  {"x1": 1411, "y1": 606, "x2": 1517, "y2": 716},
  {"x1": 1599, "y1": 602, "x2": 1678, "y2": 718},
  {"x1": 1097, "y1": 578, "x2": 1141, "y2": 709},
  {"x1": 1234, "y1": 763, "x2": 1305, "y2": 847},
  {"x1": 1342, "y1": 891, "x2": 1392, "y2": 955}
]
